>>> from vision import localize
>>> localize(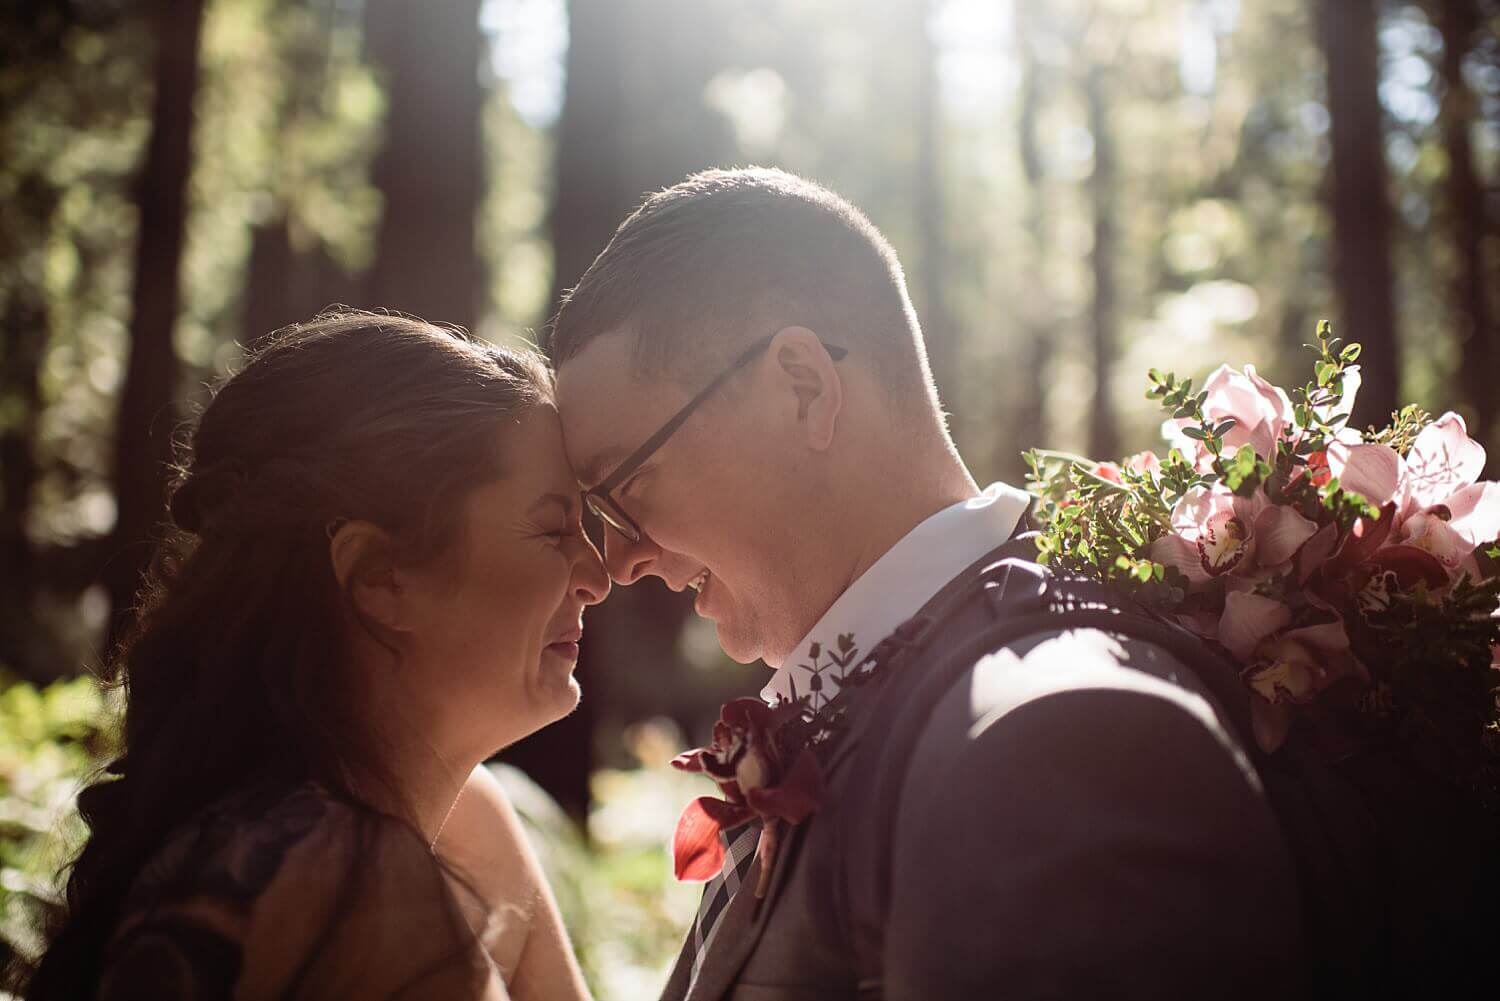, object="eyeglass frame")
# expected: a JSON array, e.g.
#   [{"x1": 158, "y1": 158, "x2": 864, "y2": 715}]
[{"x1": 581, "y1": 333, "x2": 848, "y2": 543}]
